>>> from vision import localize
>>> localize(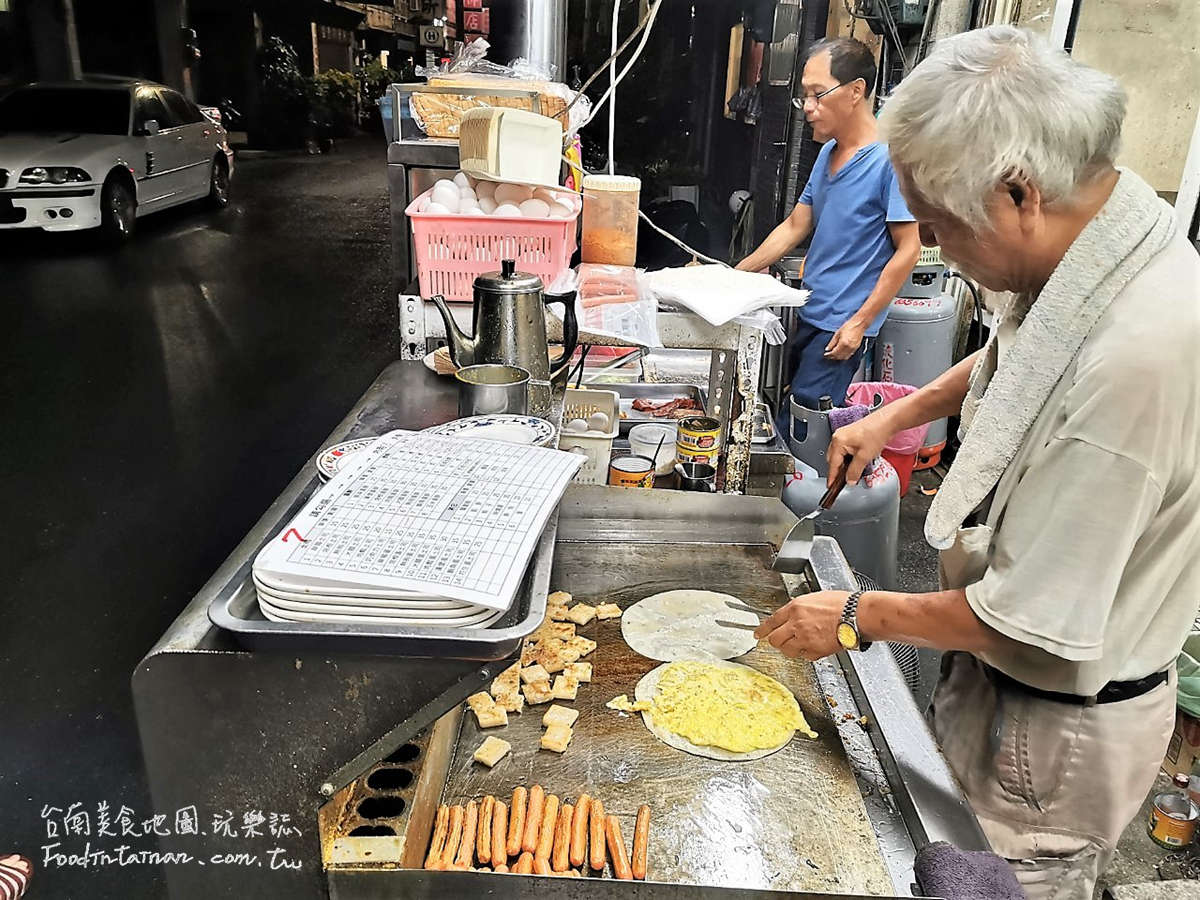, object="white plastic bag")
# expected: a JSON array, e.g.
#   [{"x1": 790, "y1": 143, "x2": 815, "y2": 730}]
[{"x1": 641, "y1": 265, "x2": 808, "y2": 327}]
